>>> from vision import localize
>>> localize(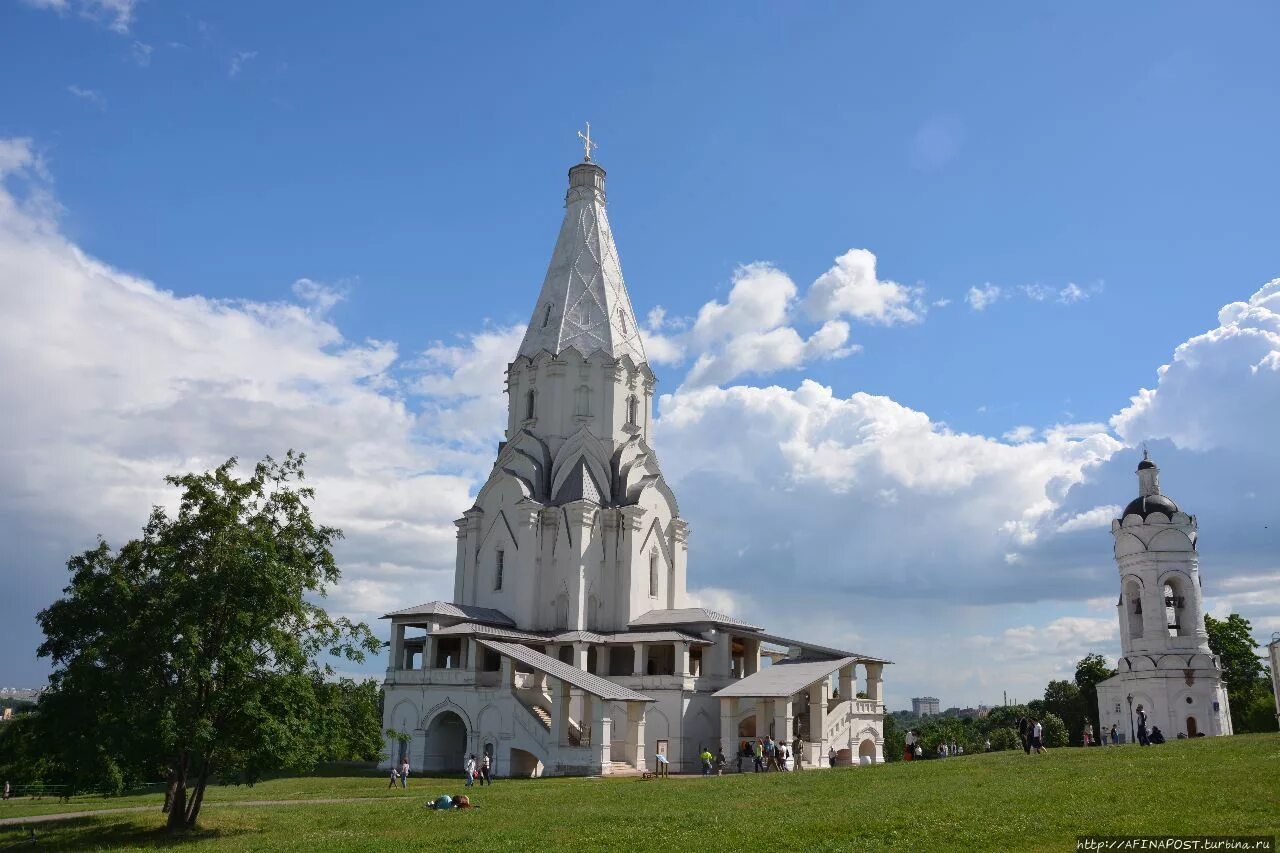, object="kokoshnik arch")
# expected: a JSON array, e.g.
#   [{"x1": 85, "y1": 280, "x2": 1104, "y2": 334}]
[{"x1": 379, "y1": 137, "x2": 891, "y2": 777}]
